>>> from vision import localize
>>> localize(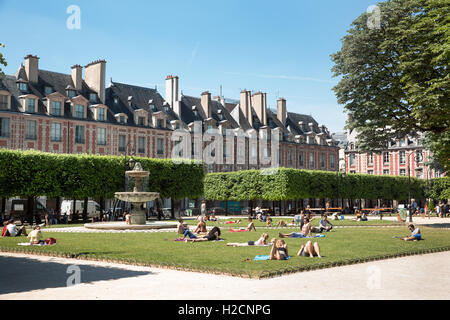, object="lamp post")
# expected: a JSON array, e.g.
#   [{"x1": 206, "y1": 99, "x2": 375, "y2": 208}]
[
  {"x1": 336, "y1": 158, "x2": 345, "y2": 209},
  {"x1": 407, "y1": 150, "x2": 423, "y2": 223}
]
